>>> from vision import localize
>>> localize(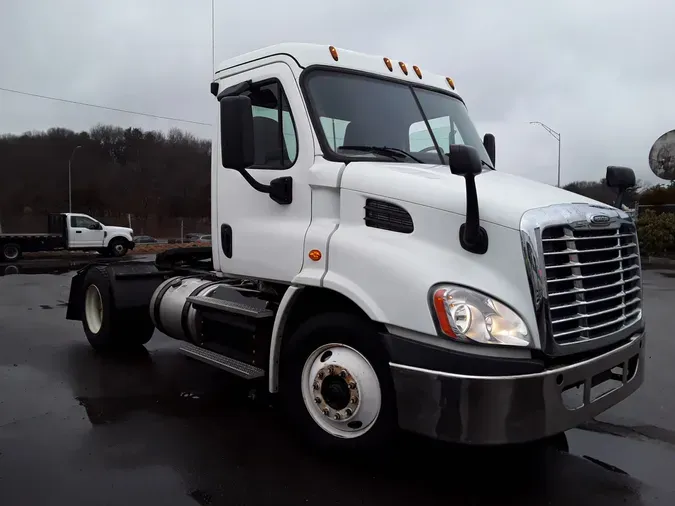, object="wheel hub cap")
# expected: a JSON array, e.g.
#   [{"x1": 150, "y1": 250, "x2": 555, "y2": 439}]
[{"x1": 315, "y1": 364, "x2": 359, "y2": 419}]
